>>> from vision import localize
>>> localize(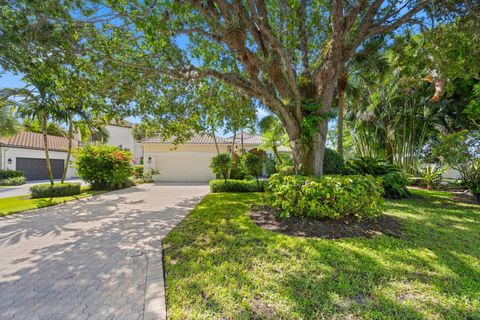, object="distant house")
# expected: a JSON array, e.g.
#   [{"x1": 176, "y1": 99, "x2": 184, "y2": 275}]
[
  {"x1": 142, "y1": 131, "x2": 290, "y2": 182},
  {"x1": 81, "y1": 120, "x2": 143, "y2": 164},
  {"x1": 0, "y1": 131, "x2": 78, "y2": 181}
]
